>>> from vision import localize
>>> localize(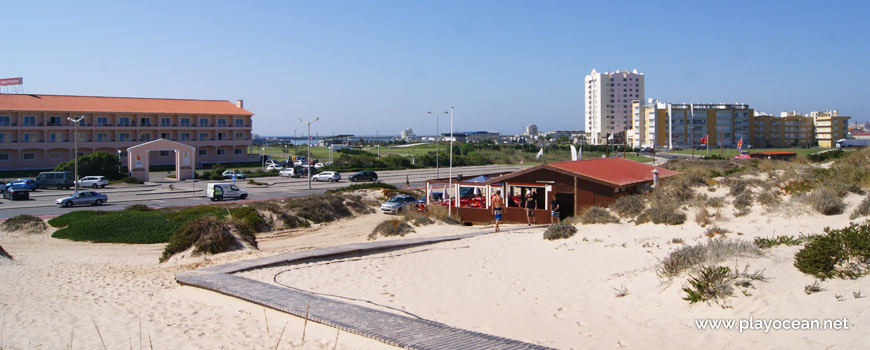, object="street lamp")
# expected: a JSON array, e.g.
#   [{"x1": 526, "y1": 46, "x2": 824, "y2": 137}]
[
  {"x1": 448, "y1": 107, "x2": 455, "y2": 216},
  {"x1": 117, "y1": 149, "x2": 122, "y2": 176},
  {"x1": 300, "y1": 117, "x2": 319, "y2": 190},
  {"x1": 68, "y1": 115, "x2": 85, "y2": 192},
  {"x1": 261, "y1": 146, "x2": 265, "y2": 169},
  {"x1": 427, "y1": 111, "x2": 447, "y2": 178}
]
